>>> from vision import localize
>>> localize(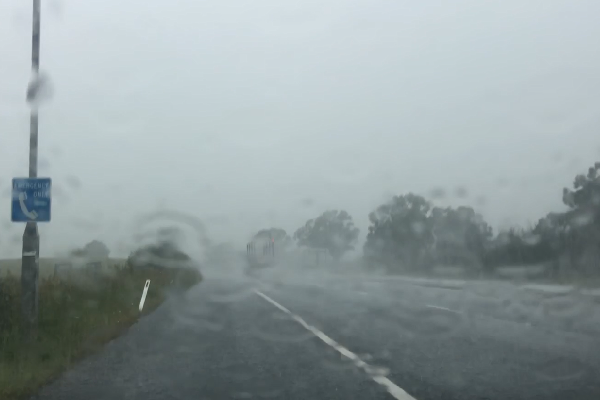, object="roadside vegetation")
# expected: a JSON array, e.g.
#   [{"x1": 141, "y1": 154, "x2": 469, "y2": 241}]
[
  {"x1": 252, "y1": 159, "x2": 600, "y2": 284},
  {"x1": 0, "y1": 232, "x2": 202, "y2": 400}
]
